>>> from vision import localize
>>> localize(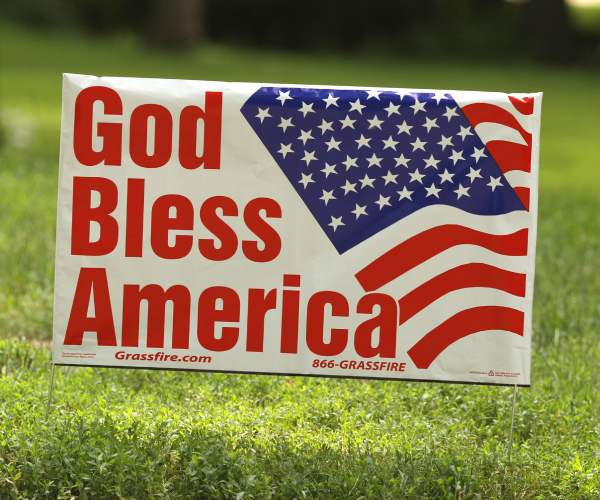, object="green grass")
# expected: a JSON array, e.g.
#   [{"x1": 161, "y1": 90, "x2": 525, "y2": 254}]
[{"x1": 1, "y1": 22, "x2": 600, "y2": 498}]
